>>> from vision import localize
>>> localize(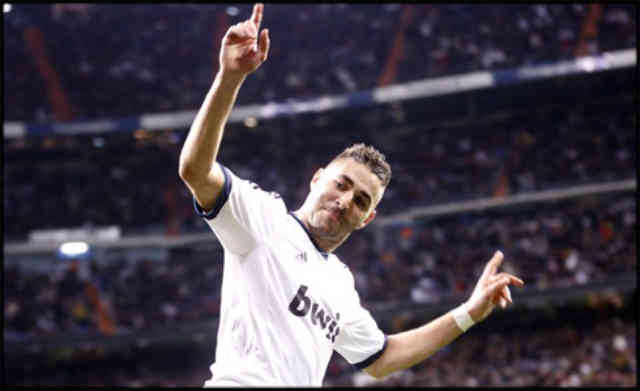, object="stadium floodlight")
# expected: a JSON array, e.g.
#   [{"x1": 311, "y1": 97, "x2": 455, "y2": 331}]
[
  {"x1": 244, "y1": 116, "x2": 258, "y2": 128},
  {"x1": 226, "y1": 6, "x2": 239, "y2": 16},
  {"x1": 4, "y1": 4, "x2": 12, "y2": 13},
  {"x1": 579, "y1": 58, "x2": 596, "y2": 73},
  {"x1": 59, "y1": 241, "x2": 90, "y2": 257}
]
